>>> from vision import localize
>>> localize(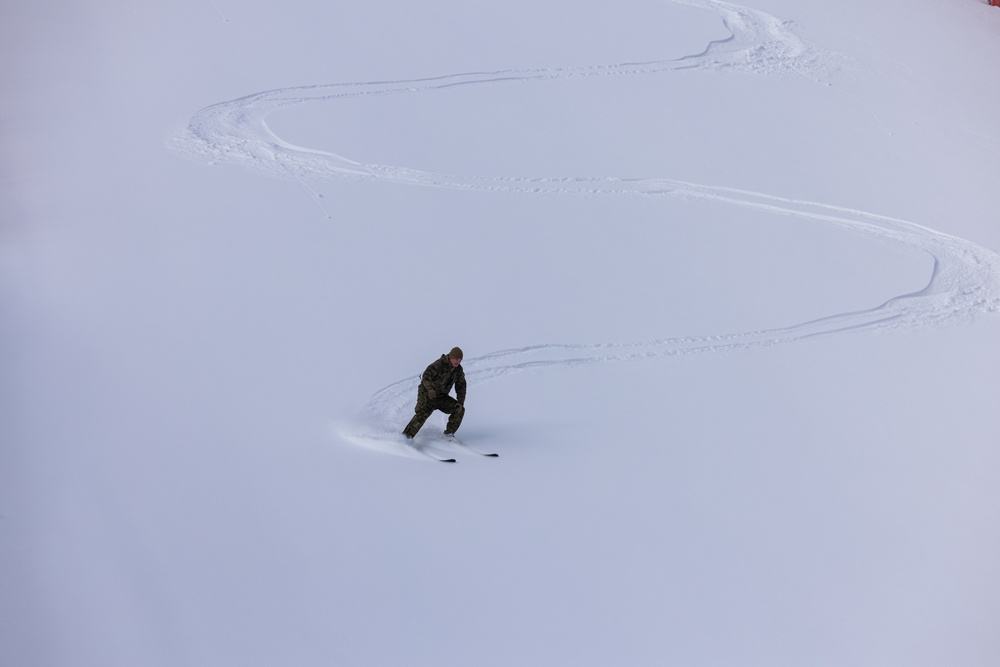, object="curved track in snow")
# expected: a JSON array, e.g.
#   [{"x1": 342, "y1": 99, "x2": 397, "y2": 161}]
[{"x1": 169, "y1": 0, "x2": 1000, "y2": 453}]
